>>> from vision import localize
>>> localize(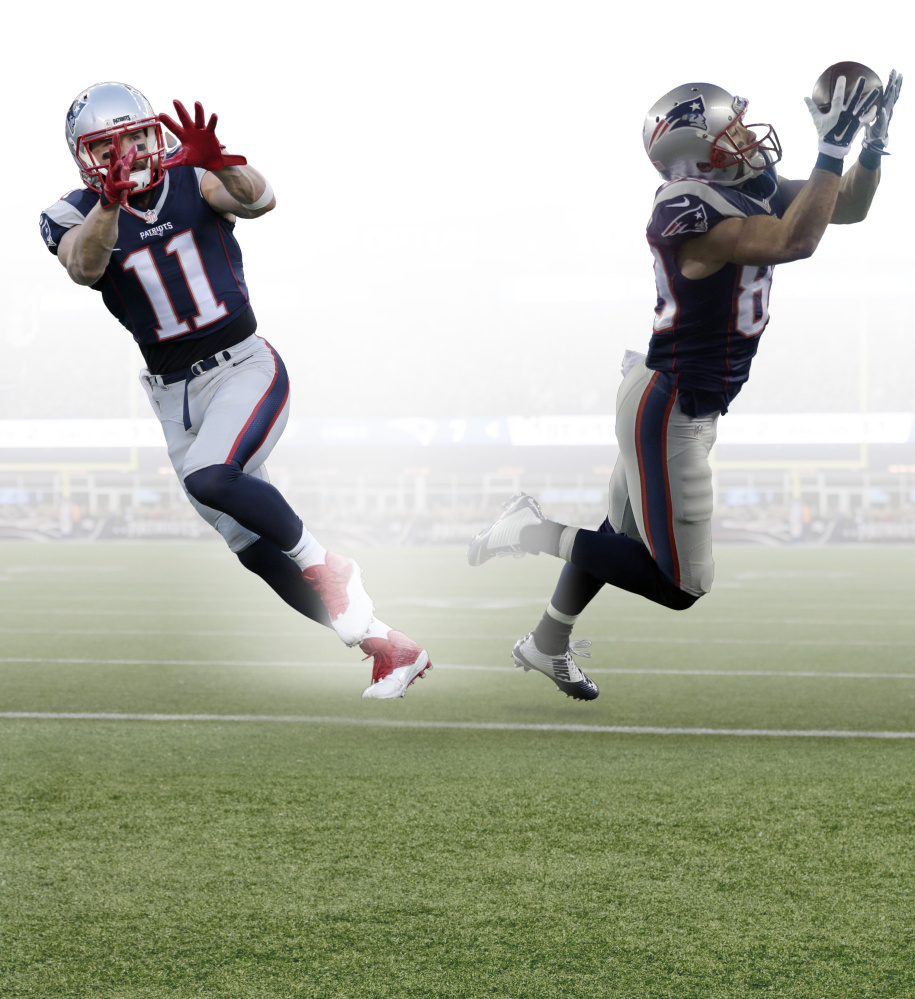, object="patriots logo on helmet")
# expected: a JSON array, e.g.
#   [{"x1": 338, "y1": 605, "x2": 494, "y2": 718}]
[
  {"x1": 662, "y1": 202, "x2": 708, "y2": 237},
  {"x1": 666, "y1": 96, "x2": 708, "y2": 132},
  {"x1": 66, "y1": 98, "x2": 87, "y2": 136}
]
